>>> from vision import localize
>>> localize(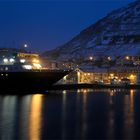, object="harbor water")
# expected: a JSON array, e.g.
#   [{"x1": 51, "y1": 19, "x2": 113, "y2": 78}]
[{"x1": 0, "y1": 89, "x2": 140, "y2": 139}]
